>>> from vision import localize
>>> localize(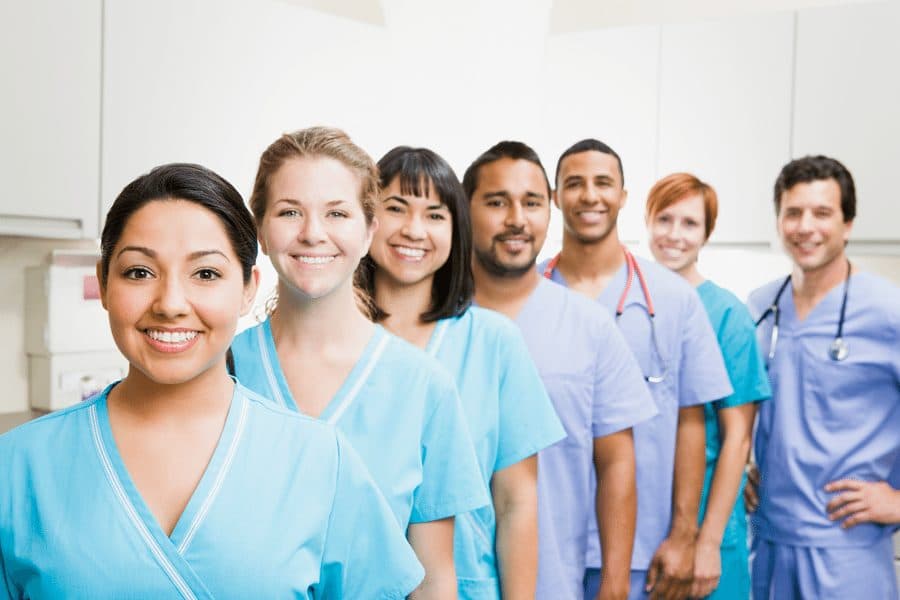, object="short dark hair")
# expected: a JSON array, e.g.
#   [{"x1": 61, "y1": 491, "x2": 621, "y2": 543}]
[
  {"x1": 462, "y1": 140, "x2": 551, "y2": 200},
  {"x1": 773, "y1": 155, "x2": 856, "y2": 222},
  {"x1": 100, "y1": 163, "x2": 258, "y2": 285},
  {"x1": 555, "y1": 138, "x2": 625, "y2": 188},
  {"x1": 358, "y1": 146, "x2": 473, "y2": 323}
]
